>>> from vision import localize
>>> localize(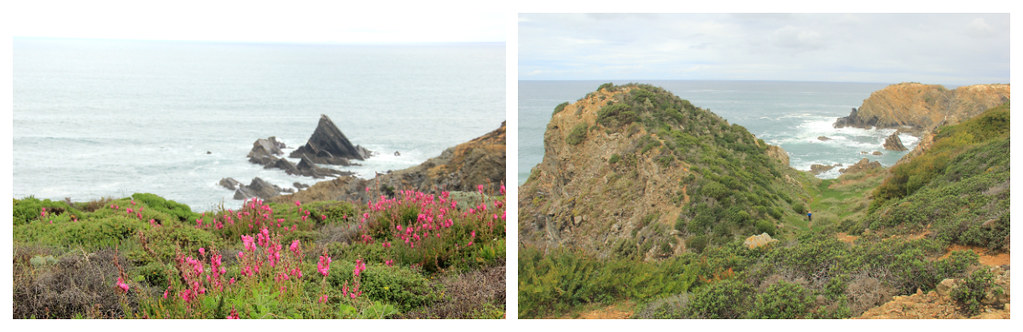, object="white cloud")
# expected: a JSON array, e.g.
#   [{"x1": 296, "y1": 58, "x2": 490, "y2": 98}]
[{"x1": 519, "y1": 13, "x2": 1009, "y2": 85}]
